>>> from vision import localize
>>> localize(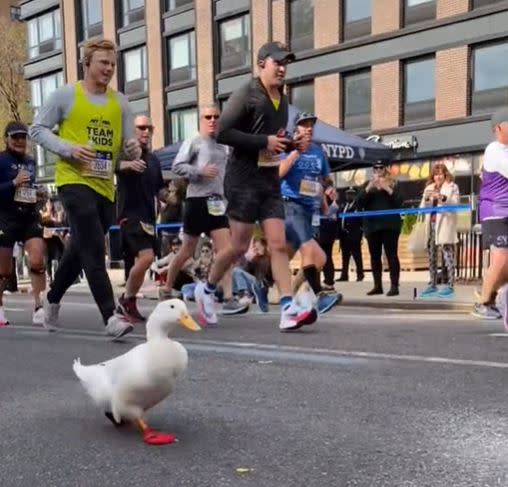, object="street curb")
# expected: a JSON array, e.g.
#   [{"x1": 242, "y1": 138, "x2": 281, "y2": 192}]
[
  {"x1": 339, "y1": 299, "x2": 471, "y2": 312},
  {"x1": 17, "y1": 285, "x2": 472, "y2": 312}
]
